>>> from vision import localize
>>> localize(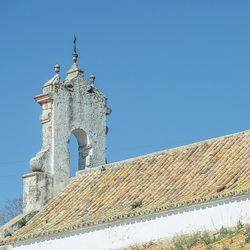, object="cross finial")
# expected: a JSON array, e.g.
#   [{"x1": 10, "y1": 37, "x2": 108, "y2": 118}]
[
  {"x1": 72, "y1": 34, "x2": 78, "y2": 63},
  {"x1": 73, "y1": 34, "x2": 77, "y2": 53}
]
